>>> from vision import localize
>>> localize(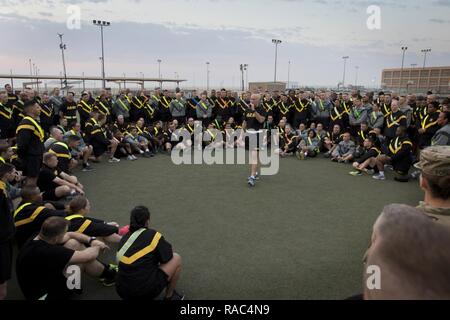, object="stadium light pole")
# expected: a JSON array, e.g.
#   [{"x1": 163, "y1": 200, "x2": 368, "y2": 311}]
[
  {"x1": 421, "y1": 48, "x2": 431, "y2": 68},
  {"x1": 157, "y1": 59, "x2": 162, "y2": 79},
  {"x1": 92, "y1": 20, "x2": 110, "y2": 89},
  {"x1": 400, "y1": 46, "x2": 408, "y2": 94},
  {"x1": 206, "y1": 62, "x2": 210, "y2": 91},
  {"x1": 240, "y1": 64, "x2": 248, "y2": 91},
  {"x1": 245, "y1": 64, "x2": 249, "y2": 90},
  {"x1": 57, "y1": 33, "x2": 68, "y2": 89},
  {"x1": 342, "y1": 56, "x2": 349, "y2": 89},
  {"x1": 240, "y1": 64, "x2": 244, "y2": 91},
  {"x1": 272, "y1": 39, "x2": 282, "y2": 83},
  {"x1": 287, "y1": 60, "x2": 291, "y2": 89}
]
